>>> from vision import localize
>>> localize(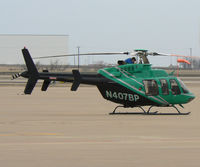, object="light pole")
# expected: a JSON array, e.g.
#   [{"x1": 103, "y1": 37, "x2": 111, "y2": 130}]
[
  {"x1": 189, "y1": 48, "x2": 193, "y2": 69},
  {"x1": 77, "y1": 46, "x2": 80, "y2": 69}
]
